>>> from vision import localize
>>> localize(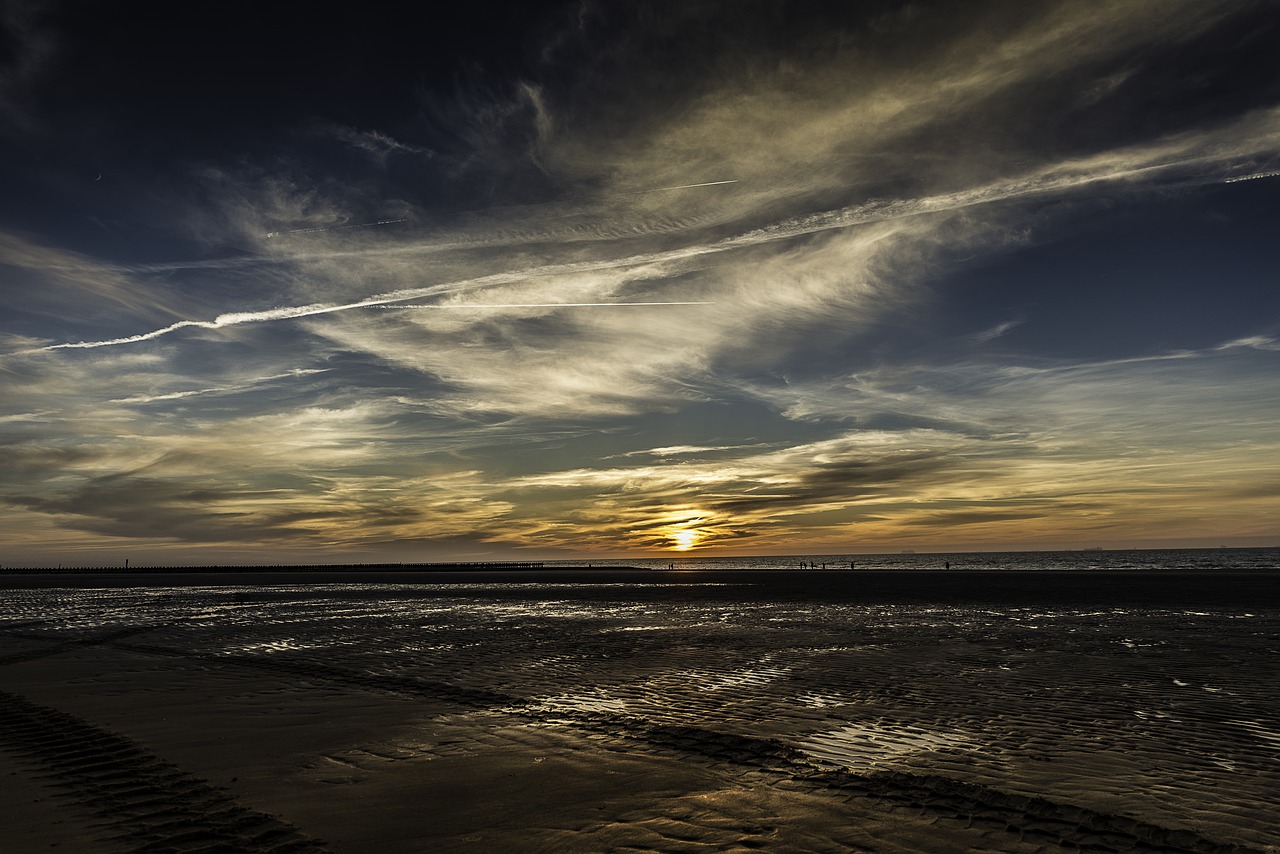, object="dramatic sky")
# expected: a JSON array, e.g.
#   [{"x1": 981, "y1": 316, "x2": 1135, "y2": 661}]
[{"x1": 2, "y1": 0, "x2": 1279, "y2": 565}]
